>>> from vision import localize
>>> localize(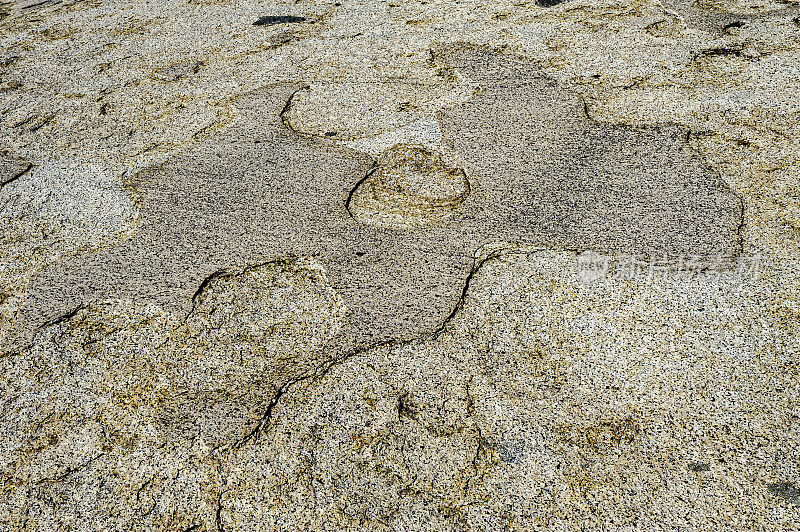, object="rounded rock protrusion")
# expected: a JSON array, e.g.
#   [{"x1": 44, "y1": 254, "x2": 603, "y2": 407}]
[{"x1": 348, "y1": 144, "x2": 470, "y2": 229}]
